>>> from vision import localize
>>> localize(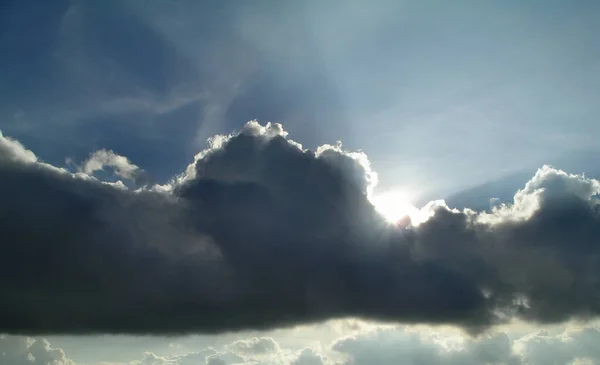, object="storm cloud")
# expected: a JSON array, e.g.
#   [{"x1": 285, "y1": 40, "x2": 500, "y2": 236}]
[{"x1": 1, "y1": 121, "x2": 600, "y2": 335}]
